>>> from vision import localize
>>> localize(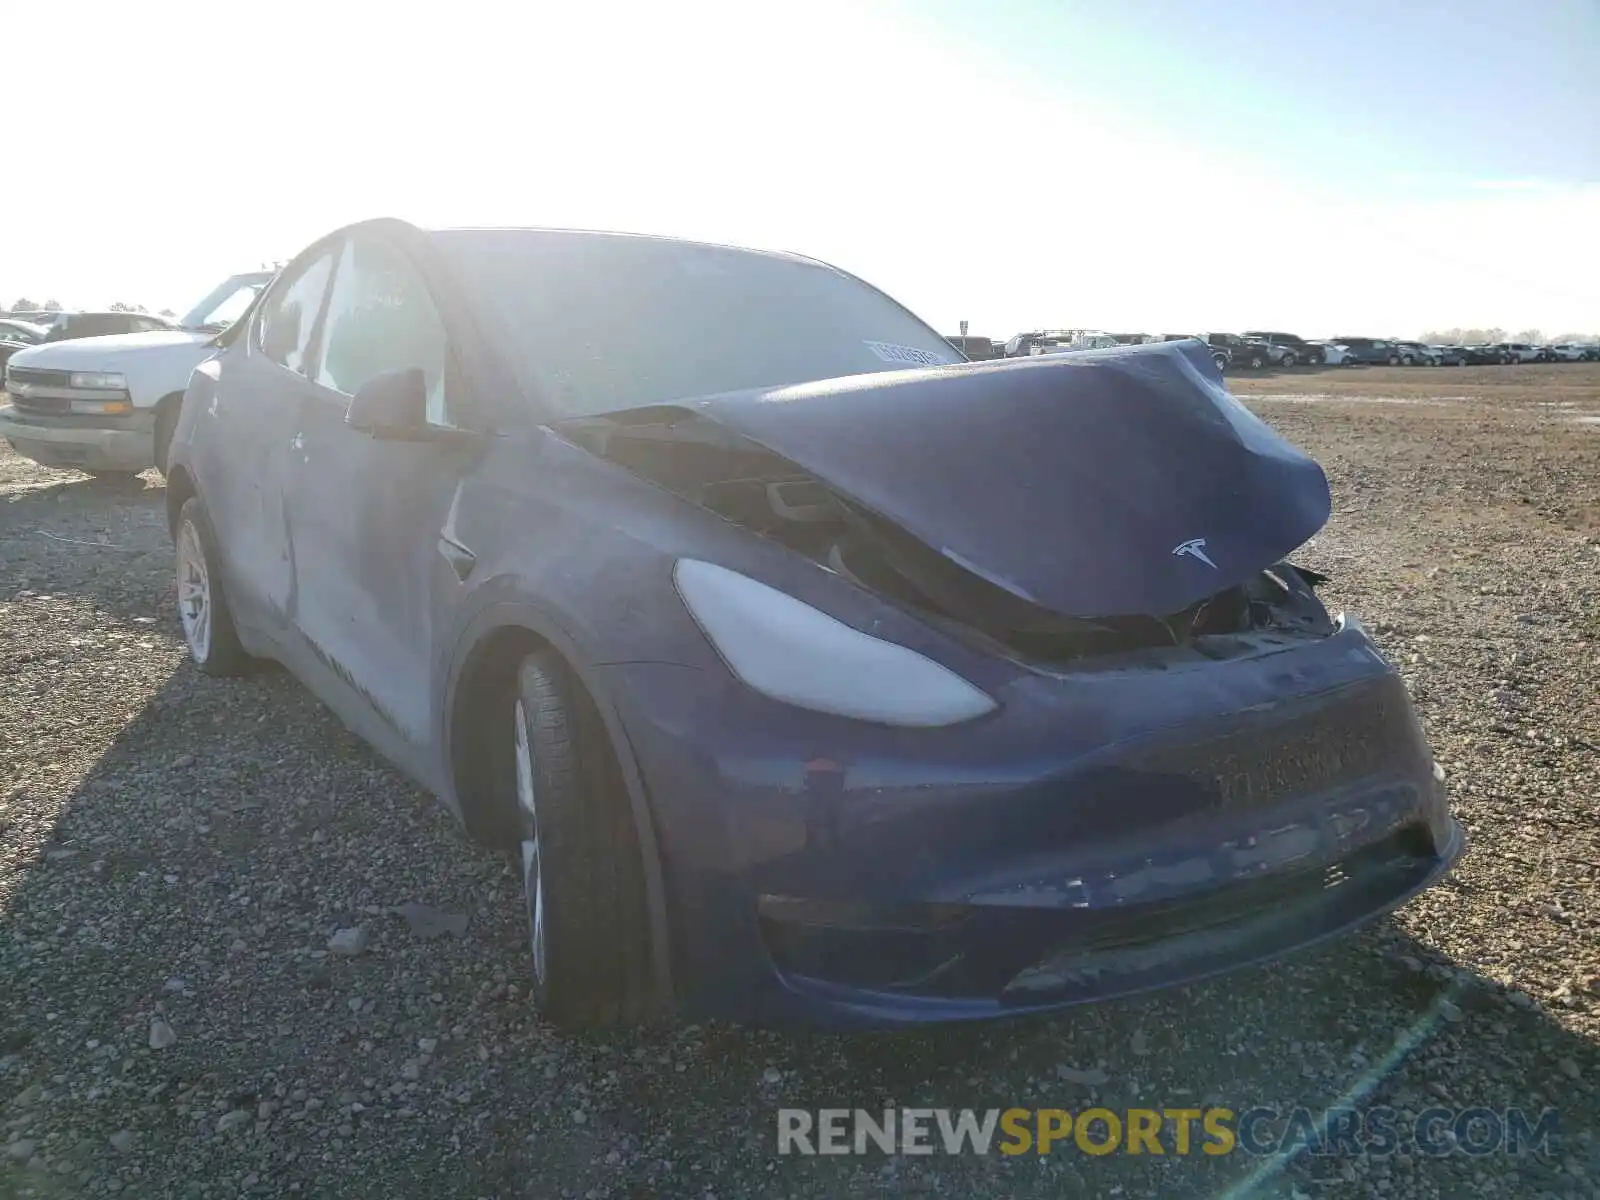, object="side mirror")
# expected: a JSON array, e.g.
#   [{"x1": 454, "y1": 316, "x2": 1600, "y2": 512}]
[{"x1": 345, "y1": 367, "x2": 429, "y2": 439}]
